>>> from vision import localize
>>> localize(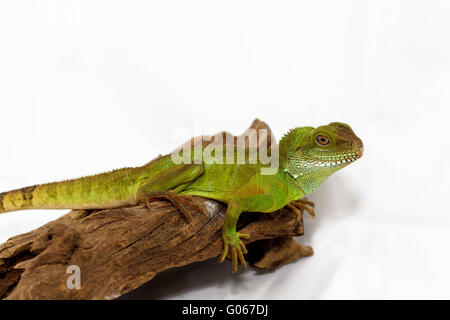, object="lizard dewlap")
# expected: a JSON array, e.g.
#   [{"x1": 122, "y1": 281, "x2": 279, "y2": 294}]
[{"x1": 0, "y1": 122, "x2": 363, "y2": 272}]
